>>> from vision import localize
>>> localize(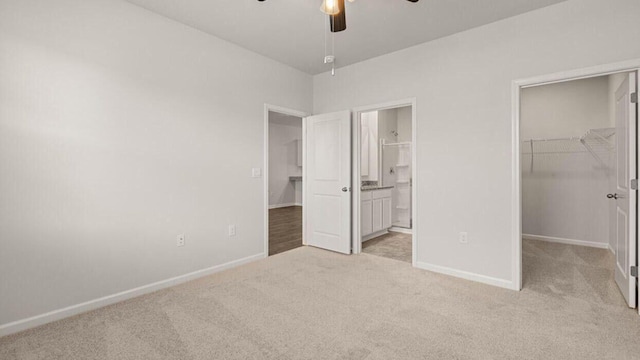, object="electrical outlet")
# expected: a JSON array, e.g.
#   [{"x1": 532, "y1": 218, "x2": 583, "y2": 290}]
[
  {"x1": 228, "y1": 225, "x2": 236, "y2": 237},
  {"x1": 177, "y1": 234, "x2": 185, "y2": 247},
  {"x1": 459, "y1": 232, "x2": 468, "y2": 244}
]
